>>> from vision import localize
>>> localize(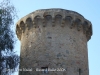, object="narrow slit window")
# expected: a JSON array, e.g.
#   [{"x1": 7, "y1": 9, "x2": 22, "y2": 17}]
[
  {"x1": 79, "y1": 68, "x2": 81, "y2": 75},
  {"x1": 41, "y1": 67, "x2": 48, "y2": 74}
]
